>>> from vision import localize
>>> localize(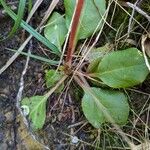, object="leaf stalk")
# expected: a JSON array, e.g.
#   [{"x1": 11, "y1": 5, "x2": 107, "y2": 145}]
[{"x1": 65, "y1": 0, "x2": 84, "y2": 67}]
